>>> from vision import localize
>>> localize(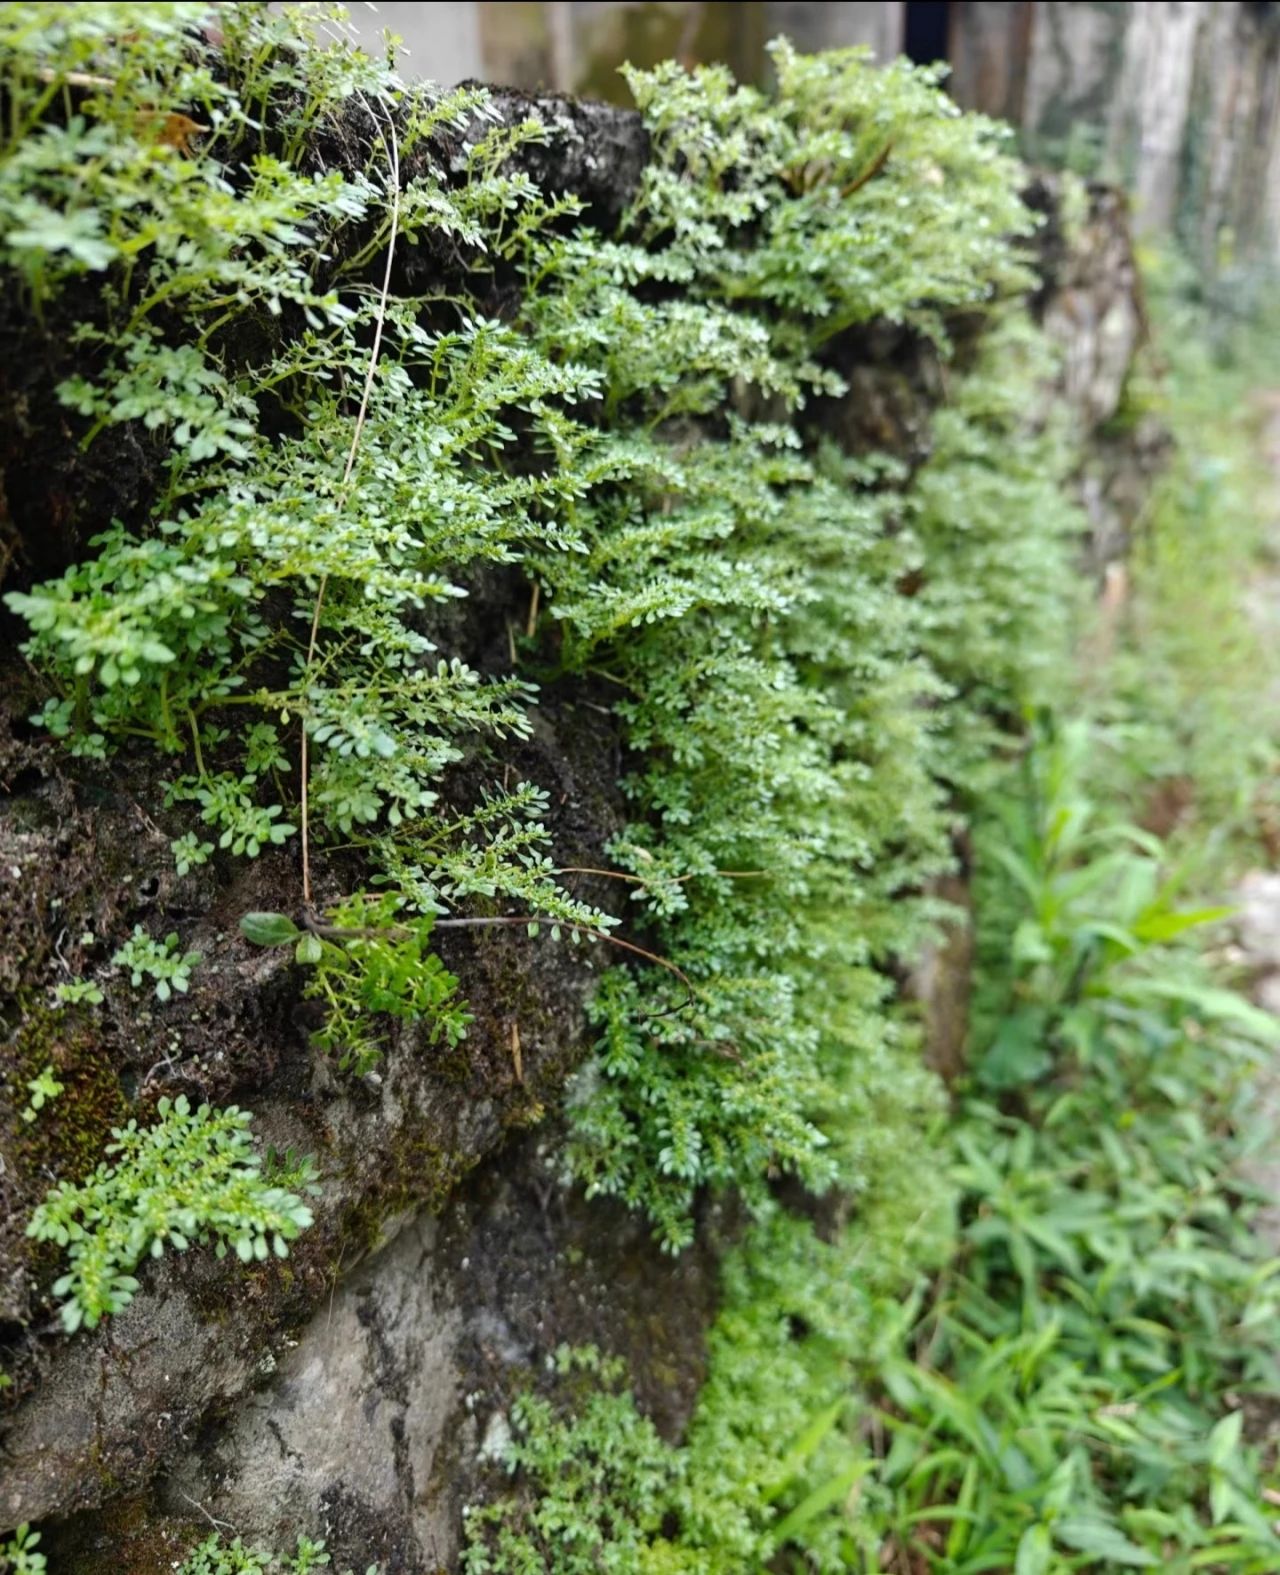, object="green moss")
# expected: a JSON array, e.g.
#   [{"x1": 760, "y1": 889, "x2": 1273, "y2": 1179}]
[
  {"x1": 9, "y1": 999, "x2": 125, "y2": 1187},
  {"x1": 337, "y1": 1132, "x2": 474, "y2": 1265},
  {"x1": 39, "y1": 1493, "x2": 204, "y2": 1575}
]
